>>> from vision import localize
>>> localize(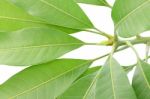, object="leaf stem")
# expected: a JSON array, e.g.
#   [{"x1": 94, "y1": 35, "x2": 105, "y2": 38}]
[
  {"x1": 123, "y1": 56, "x2": 150, "y2": 68},
  {"x1": 92, "y1": 45, "x2": 128, "y2": 61},
  {"x1": 94, "y1": 27, "x2": 113, "y2": 39},
  {"x1": 118, "y1": 37, "x2": 150, "y2": 46},
  {"x1": 86, "y1": 42, "x2": 112, "y2": 46},
  {"x1": 126, "y1": 41, "x2": 140, "y2": 60}
]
